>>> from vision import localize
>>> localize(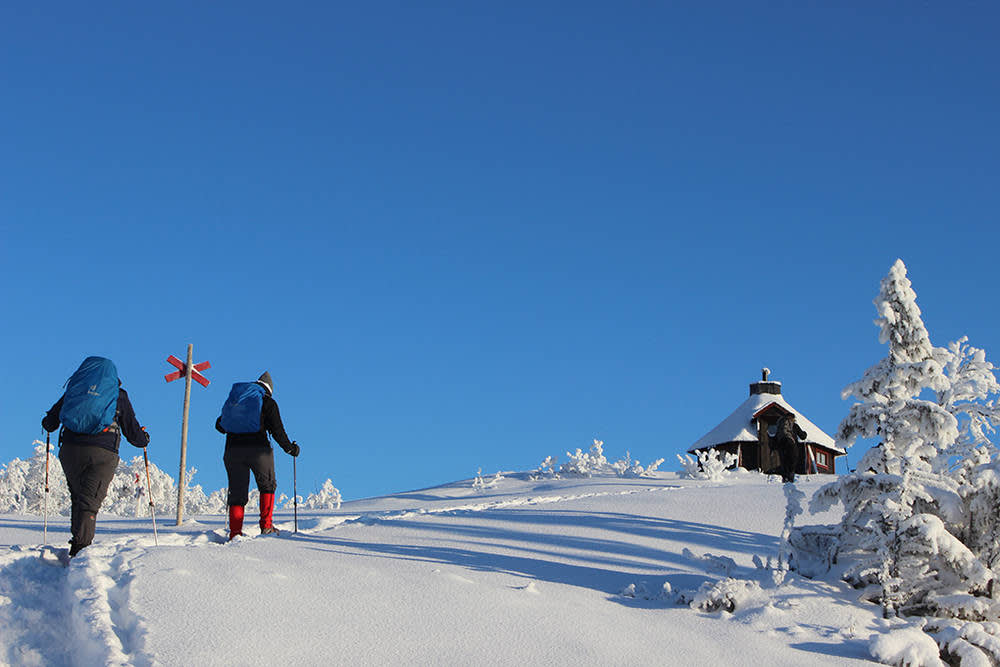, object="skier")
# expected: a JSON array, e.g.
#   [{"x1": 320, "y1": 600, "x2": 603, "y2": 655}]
[
  {"x1": 216, "y1": 371, "x2": 299, "y2": 539},
  {"x1": 42, "y1": 356, "x2": 150, "y2": 557},
  {"x1": 774, "y1": 413, "x2": 807, "y2": 483}
]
